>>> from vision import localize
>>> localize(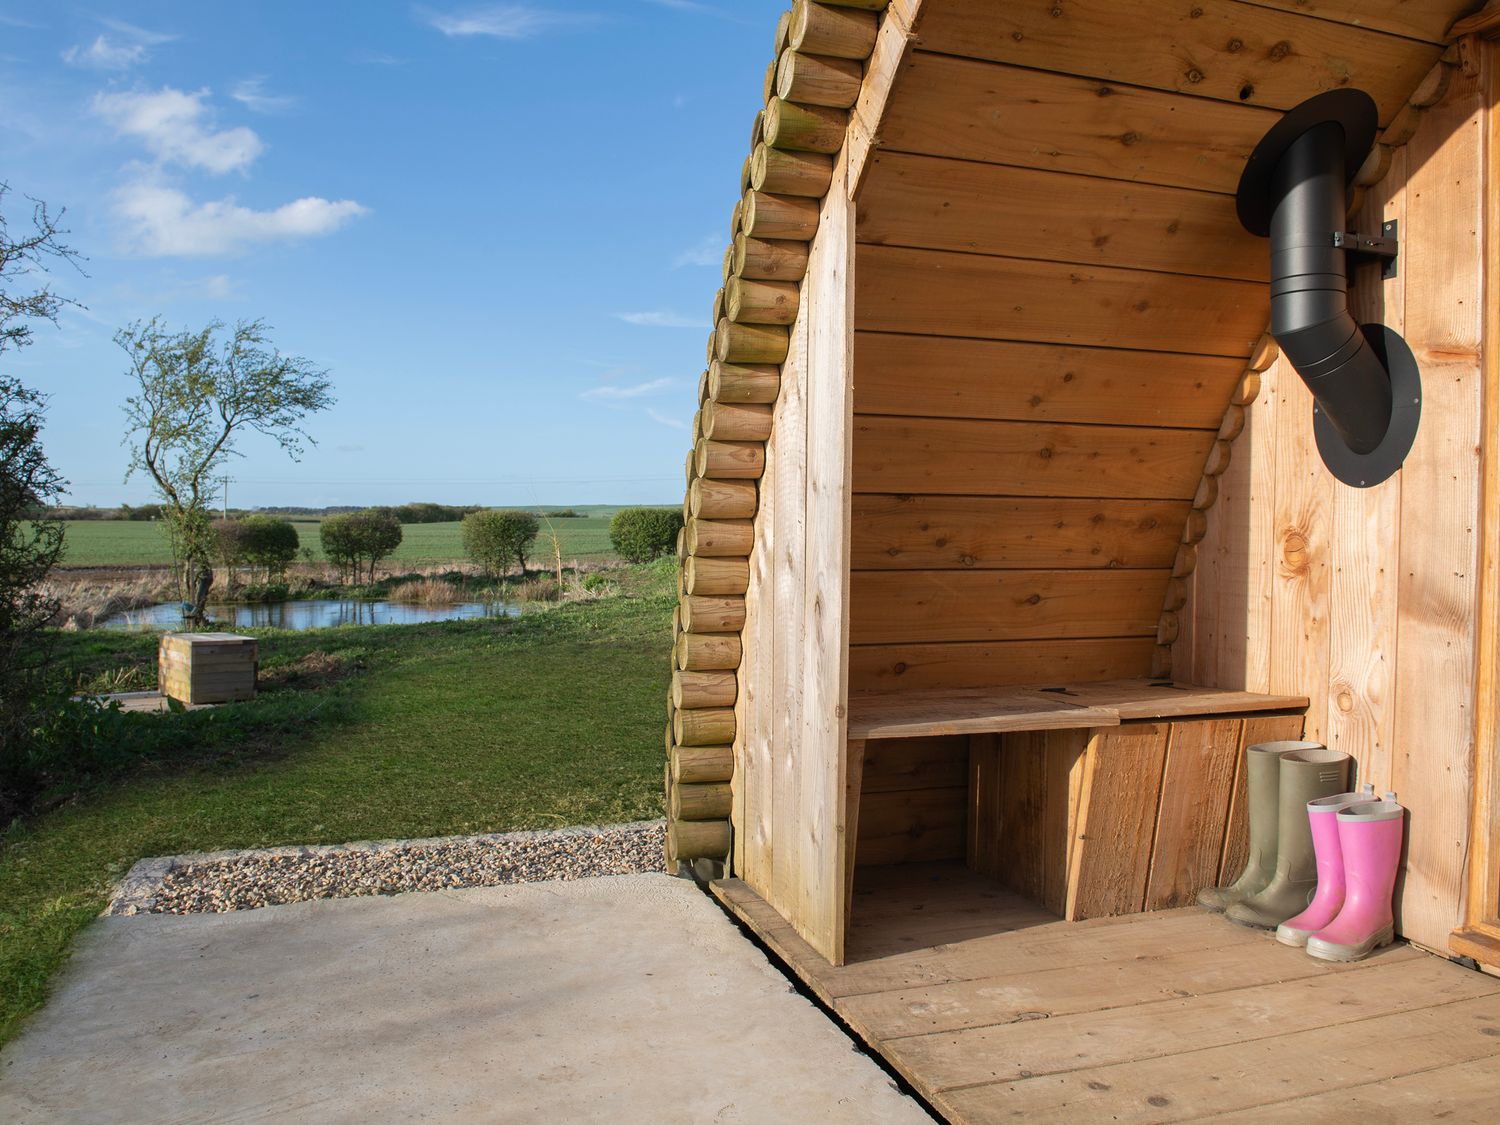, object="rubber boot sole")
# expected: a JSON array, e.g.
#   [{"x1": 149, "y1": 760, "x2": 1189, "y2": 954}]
[{"x1": 1305, "y1": 923, "x2": 1395, "y2": 963}]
